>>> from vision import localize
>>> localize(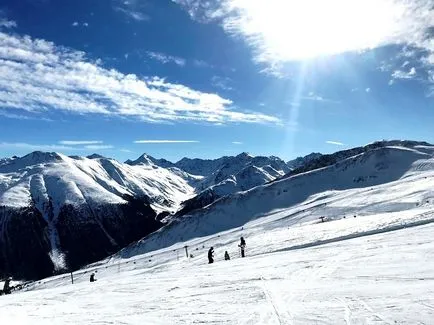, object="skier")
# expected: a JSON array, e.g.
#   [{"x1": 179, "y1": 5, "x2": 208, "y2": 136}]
[
  {"x1": 2, "y1": 278, "x2": 11, "y2": 294},
  {"x1": 208, "y1": 247, "x2": 214, "y2": 264},
  {"x1": 239, "y1": 237, "x2": 246, "y2": 257},
  {"x1": 90, "y1": 272, "x2": 96, "y2": 282},
  {"x1": 224, "y1": 251, "x2": 230, "y2": 261}
]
